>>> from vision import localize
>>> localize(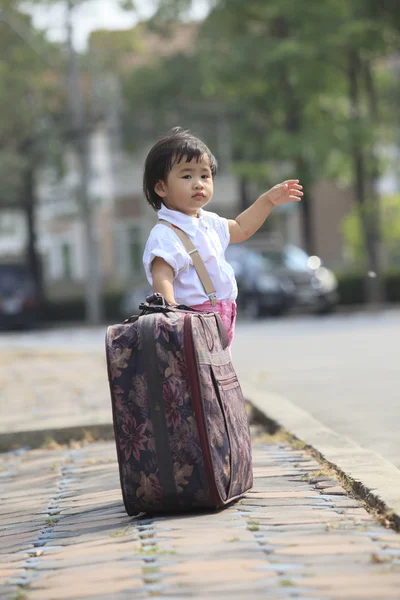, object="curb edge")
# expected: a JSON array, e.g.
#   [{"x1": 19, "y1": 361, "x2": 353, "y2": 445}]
[{"x1": 243, "y1": 379, "x2": 400, "y2": 532}]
